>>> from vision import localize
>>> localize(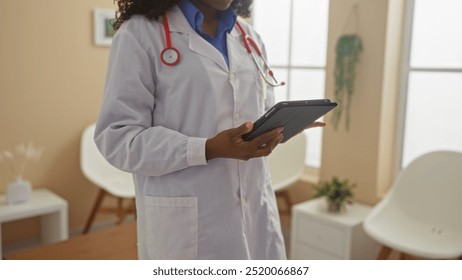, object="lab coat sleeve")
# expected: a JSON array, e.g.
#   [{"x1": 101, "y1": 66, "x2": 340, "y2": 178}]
[{"x1": 94, "y1": 26, "x2": 207, "y2": 177}]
